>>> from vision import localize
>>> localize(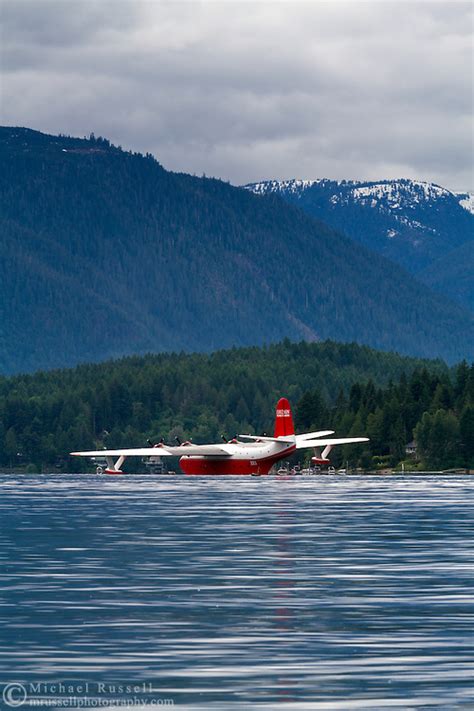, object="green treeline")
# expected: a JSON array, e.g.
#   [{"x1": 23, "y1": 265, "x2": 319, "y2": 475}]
[
  {"x1": 297, "y1": 361, "x2": 473, "y2": 470},
  {"x1": 1, "y1": 340, "x2": 471, "y2": 472}
]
